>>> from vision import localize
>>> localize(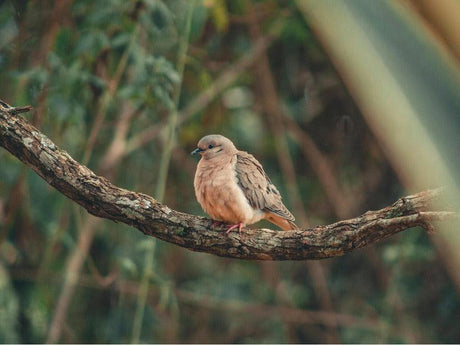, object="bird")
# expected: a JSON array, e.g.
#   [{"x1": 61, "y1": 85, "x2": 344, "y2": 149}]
[{"x1": 191, "y1": 134, "x2": 298, "y2": 233}]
